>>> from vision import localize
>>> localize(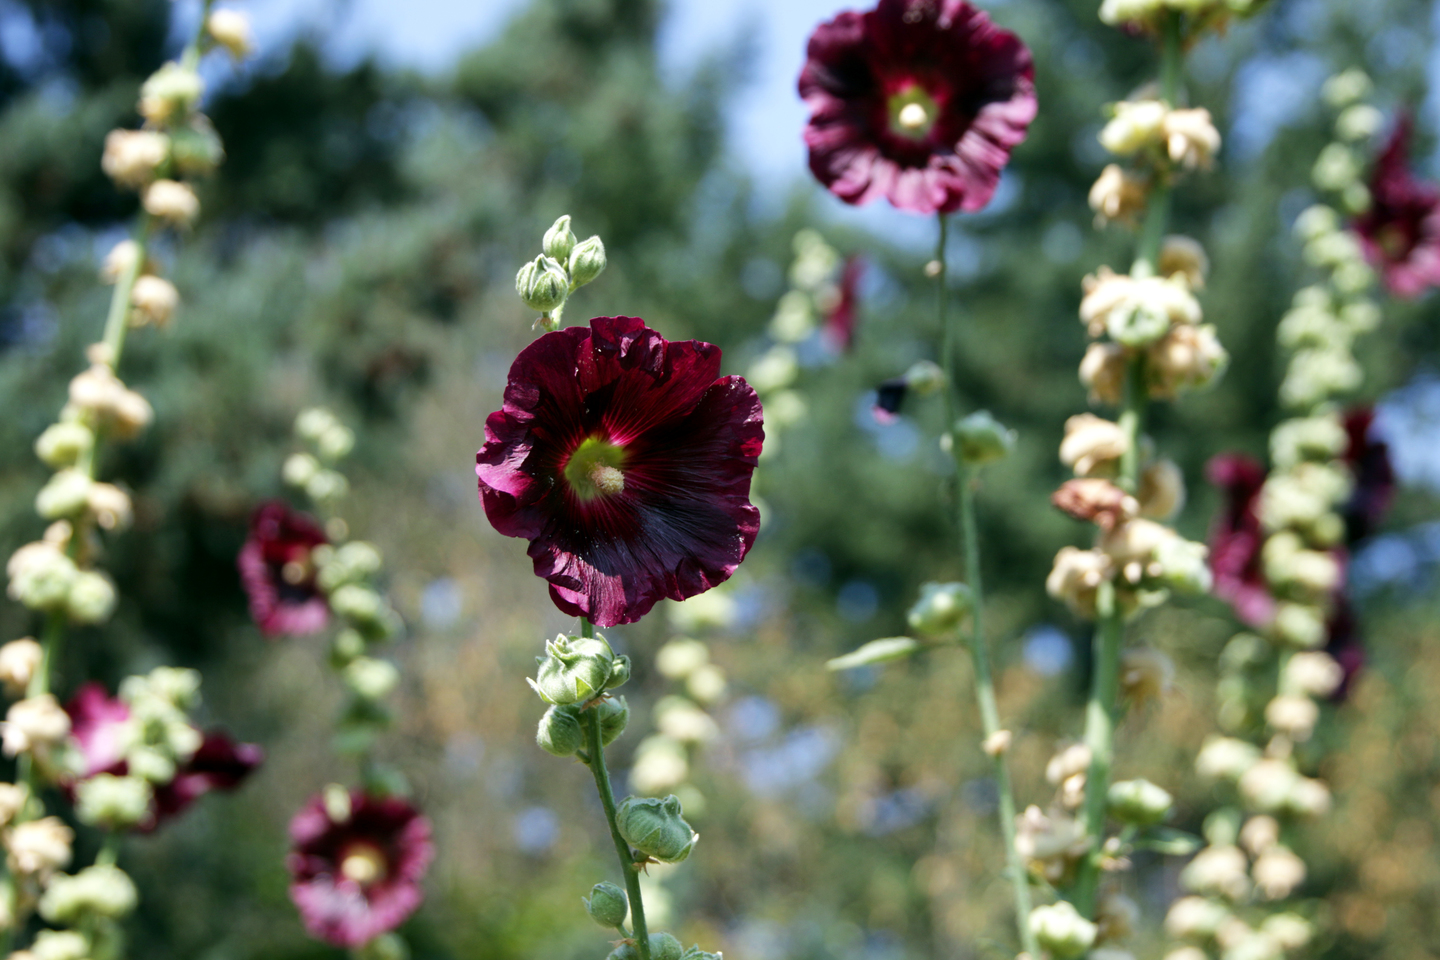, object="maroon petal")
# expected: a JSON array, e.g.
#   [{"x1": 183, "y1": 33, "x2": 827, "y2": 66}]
[
  {"x1": 1342, "y1": 407, "x2": 1396, "y2": 543},
  {"x1": 799, "y1": 0, "x2": 1035, "y2": 215},
  {"x1": 287, "y1": 790, "x2": 435, "y2": 948},
  {"x1": 146, "y1": 731, "x2": 264, "y2": 830},
  {"x1": 1206, "y1": 453, "x2": 1273, "y2": 627},
  {"x1": 477, "y1": 317, "x2": 763, "y2": 627},
  {"x1": 238, "y1": 501, "x2": 330, "y2": 637},
  {"x1": 1353, "y1": 113, "x2": 1440, "y2": 299}
]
